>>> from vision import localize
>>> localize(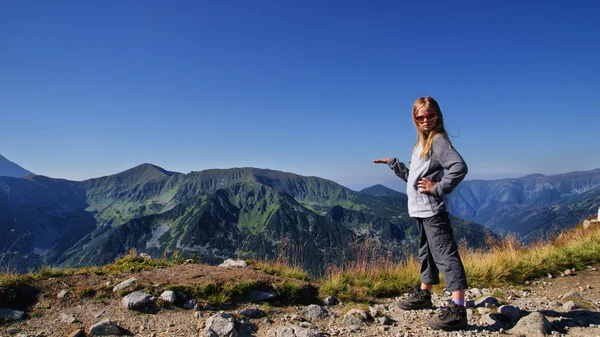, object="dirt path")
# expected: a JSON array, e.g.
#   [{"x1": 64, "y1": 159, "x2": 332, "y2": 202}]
[{"x1": 3, "y1": 263, "x2": 600, "y2": 337}]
